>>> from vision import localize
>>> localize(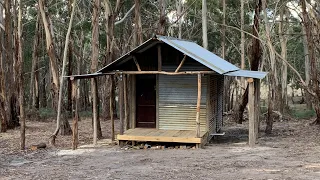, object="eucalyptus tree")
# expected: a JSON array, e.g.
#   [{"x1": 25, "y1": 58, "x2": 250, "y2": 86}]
[
  {"x1": 18, "y1": 0, "x2": 25, "y2": 150},
  {"x1": 92, "y1": 0, "x2": 102, "y2": 144},
  {"x1": 300, "y1": 0, "x2": 320, "y2": 124}
]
